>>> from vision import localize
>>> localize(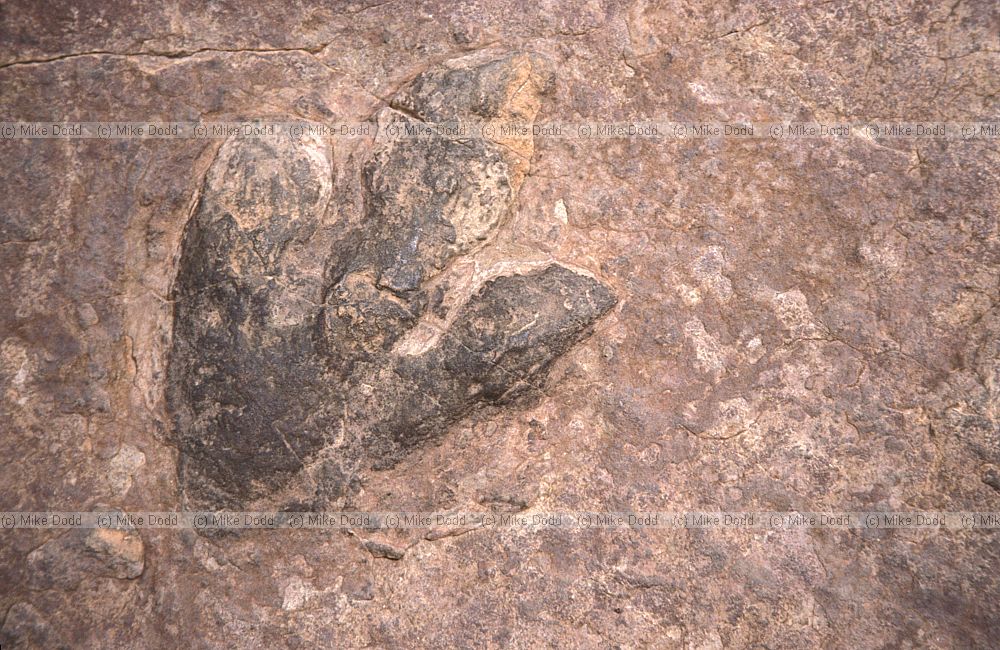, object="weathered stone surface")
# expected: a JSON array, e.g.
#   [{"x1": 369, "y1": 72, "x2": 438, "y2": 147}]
[
  {"x1": 27, "y1": 527, "x2": 145, "y2": 589},
  {"x1": 2, "y1": 1, "x2": 999, "y2": 648}
]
